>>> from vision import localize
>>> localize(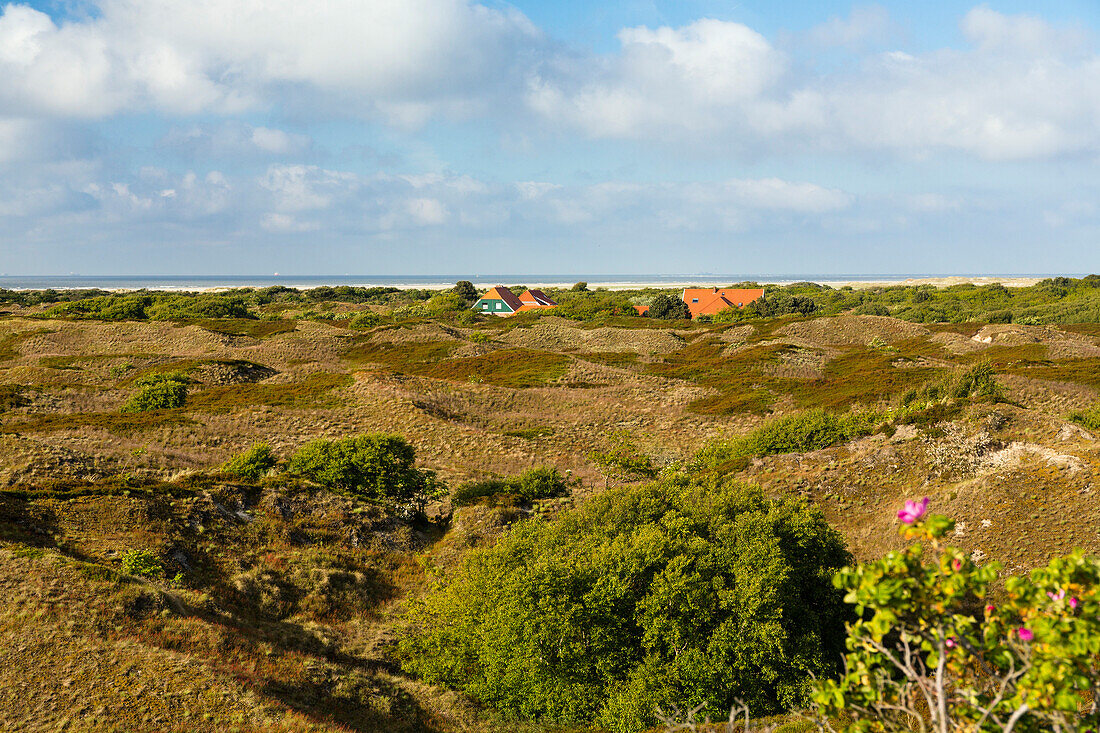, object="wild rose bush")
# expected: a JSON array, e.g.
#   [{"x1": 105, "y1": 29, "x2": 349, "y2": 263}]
[{"x1": 813, "y1": 497, "x2": 1100, "y2": 732}]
